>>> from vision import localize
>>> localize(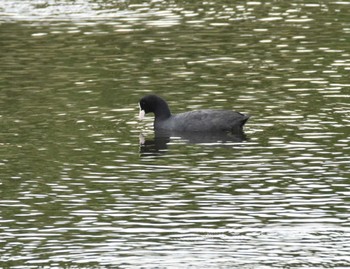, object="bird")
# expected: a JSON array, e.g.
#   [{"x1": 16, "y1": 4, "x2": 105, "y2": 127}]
[{"x1": 138, "y1": 94, "x2": 250, "y2": 132}]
